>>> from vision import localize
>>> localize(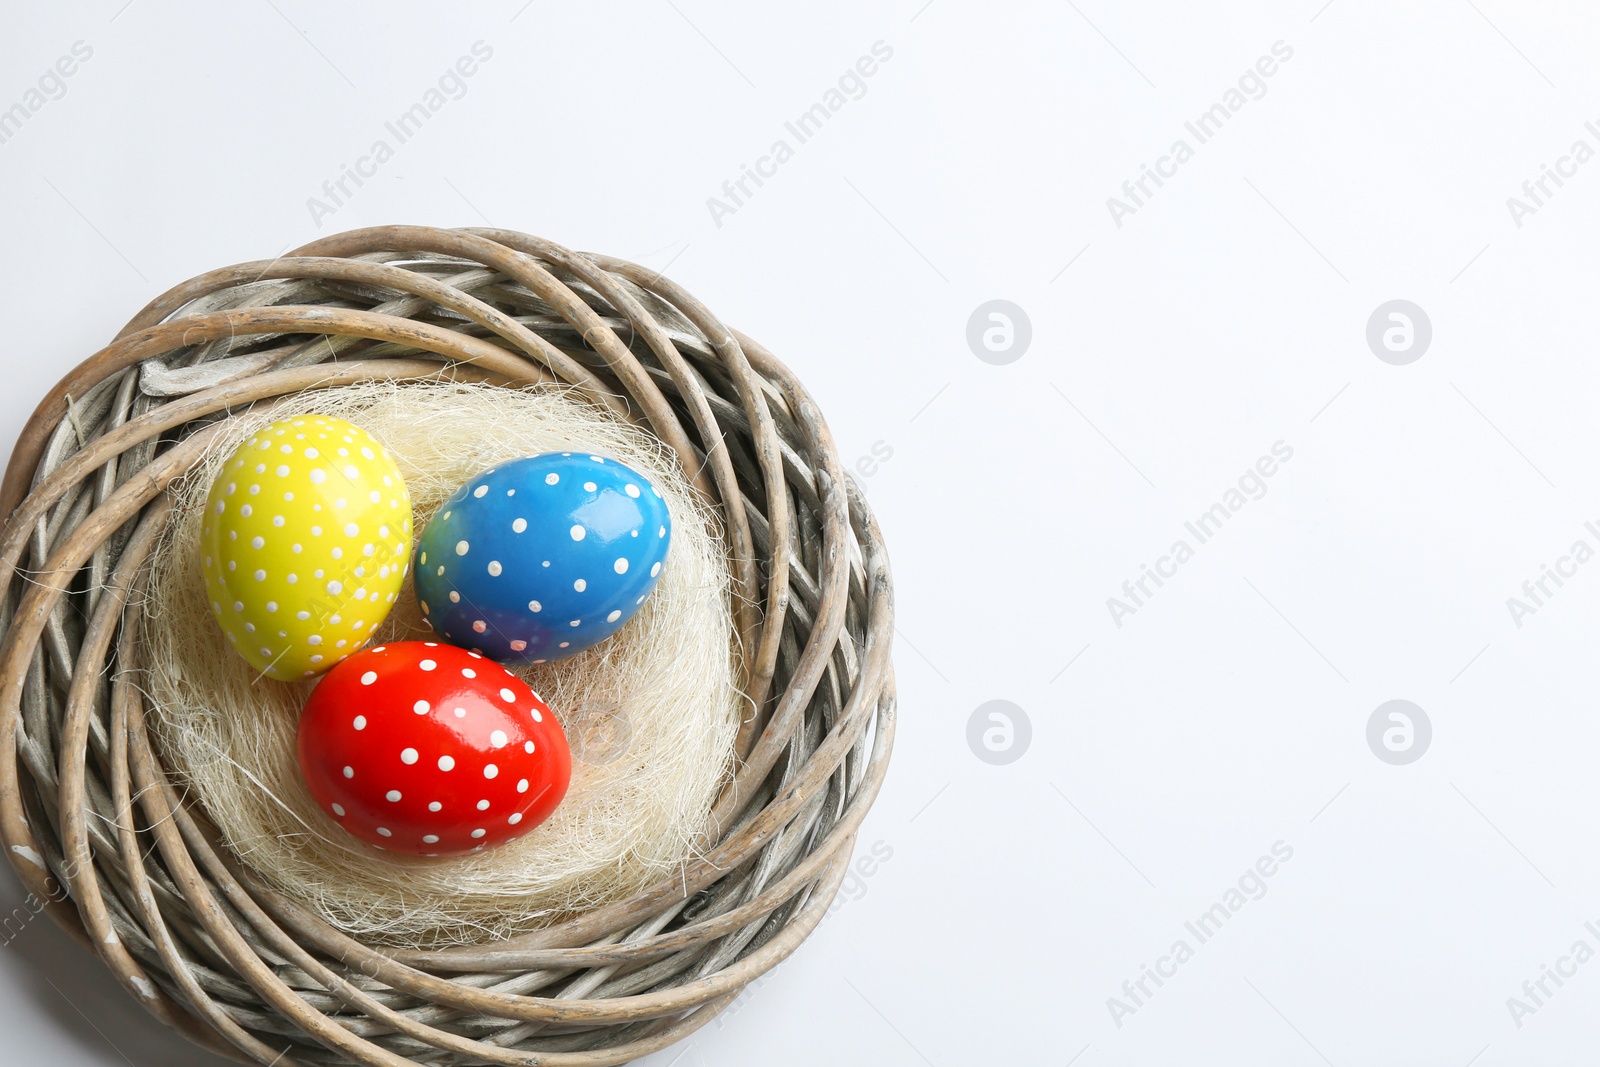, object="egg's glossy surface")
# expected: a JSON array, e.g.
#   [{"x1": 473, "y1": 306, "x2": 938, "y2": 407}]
[
  {"x1": 297, "y1": 641, "x2": 571, "y2": 855},
  {"x1": 201, "y1": 415, "x2": 412, "y2": 680},
  {"x1": 413, "y1": 453, "x2": 671, "y2": 663}
]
